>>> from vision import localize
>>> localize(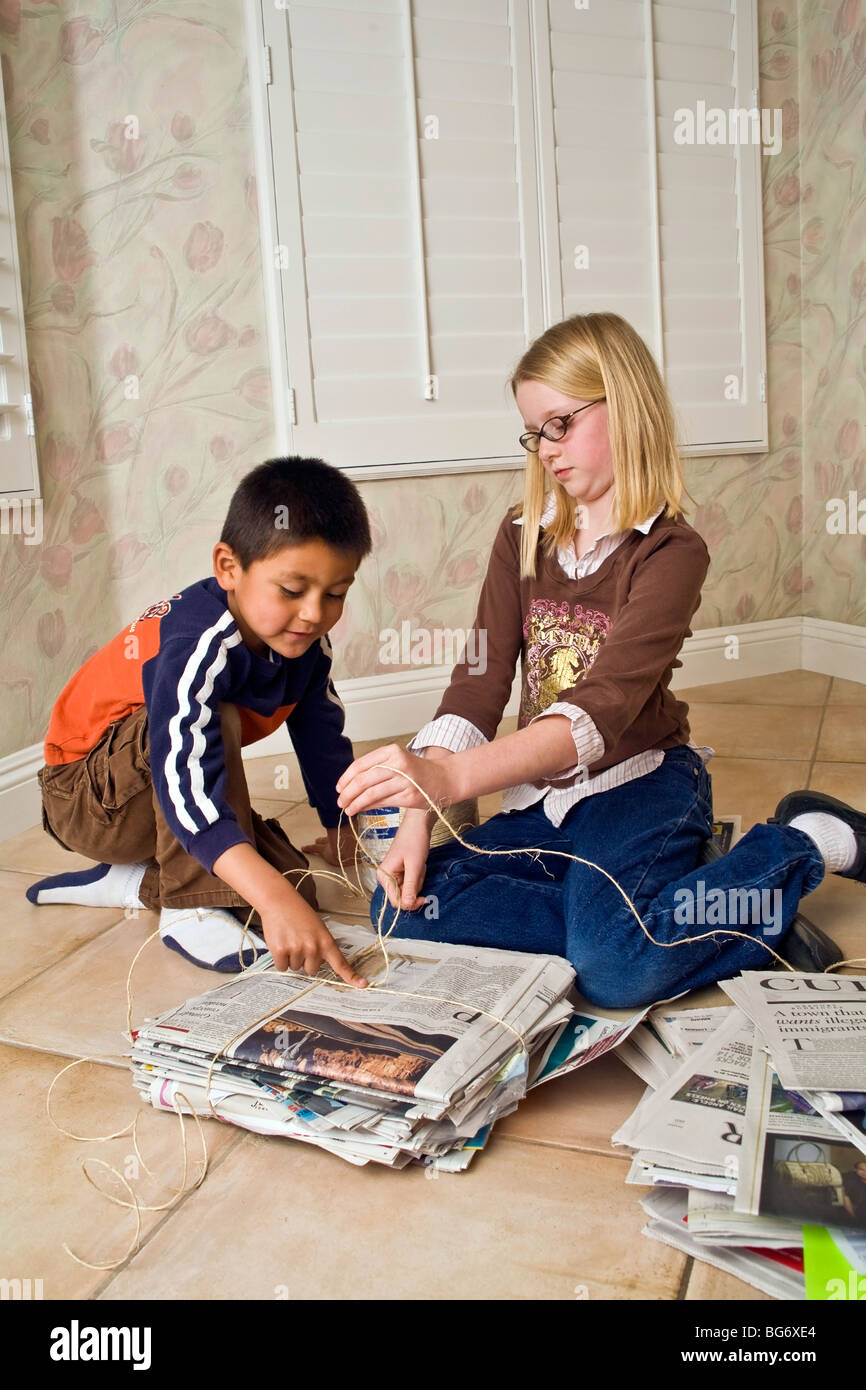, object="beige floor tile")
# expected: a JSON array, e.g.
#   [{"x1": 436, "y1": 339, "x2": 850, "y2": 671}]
[
  {"x1": 242, "y1": 754, "x2": 303, "y2": 803},
  {"x1": 816, "y1": 708, "x2": 866, "y2": 763},
  {"x1": 677, "y1": 669, "x2": 830, "y2": 706},
  {"x1": 687, "y1": 704, "x2": 822, "y2": 761},
  {"x1": 0, "y1": 911, "x2": 225, "y2": 1061},
  {"x1": 495, "y1": 1052, "x2": 645, "y2": 1156},
  {"x1": 0, "y1": 823, "x2": 96, "y2": 876},
  {"x1": 795, "y1": 875, "x2": 864, "y2": 969},
  {"x1": 705, "y1": 758, "x2": 812, "y2": 832},
  {"x1": 684, "y1": 1259, "x2": 775, "y2": 1301},
  {"x1": 827, "y1": 676, "x2": 866, "y2": 706},
  {"x1": 0, "y1": 870, "x2": 125, "y2": 1001},
  {"x1": 98, "y1": 1135, "x2": 686, "y2": 1301},
  {"x1": 807, "y1": 763, "x2": 866, "y2": 809},
  {"x1": 0, "y1": 1043, "x2": 241, "y2": 1300}
]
